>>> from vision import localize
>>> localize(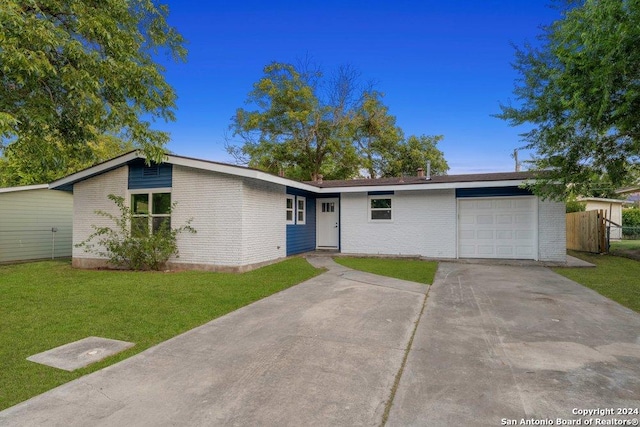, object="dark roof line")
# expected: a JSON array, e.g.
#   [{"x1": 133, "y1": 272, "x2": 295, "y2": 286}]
[{"x1": 305, "y1": 171, "x2": 537, "y2": 188}]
